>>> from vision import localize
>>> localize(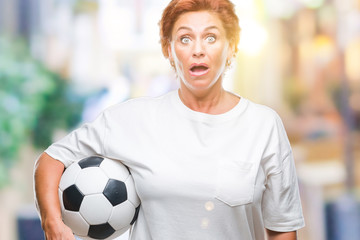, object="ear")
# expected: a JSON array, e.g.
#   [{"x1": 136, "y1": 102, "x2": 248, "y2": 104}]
[
  {"x1": 226, "y1": 41, "x2": 235, "y2": 62},
  {"x1": 168, "y1": 43, "x2": 173, "y2": 61}
]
